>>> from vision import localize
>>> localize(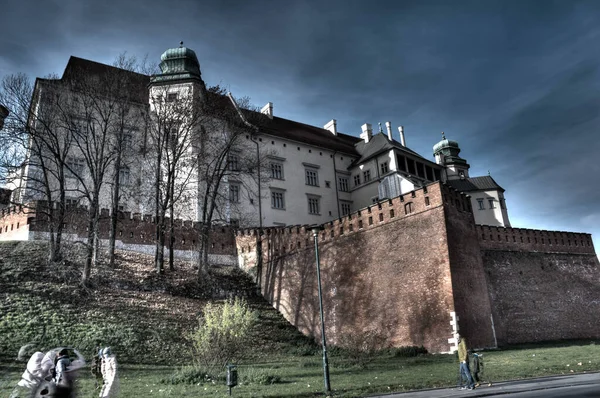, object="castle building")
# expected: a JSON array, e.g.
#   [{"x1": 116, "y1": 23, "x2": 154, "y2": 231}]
[{"x1": 6, "y1": 44, "x2": 510, "y2": 229}]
